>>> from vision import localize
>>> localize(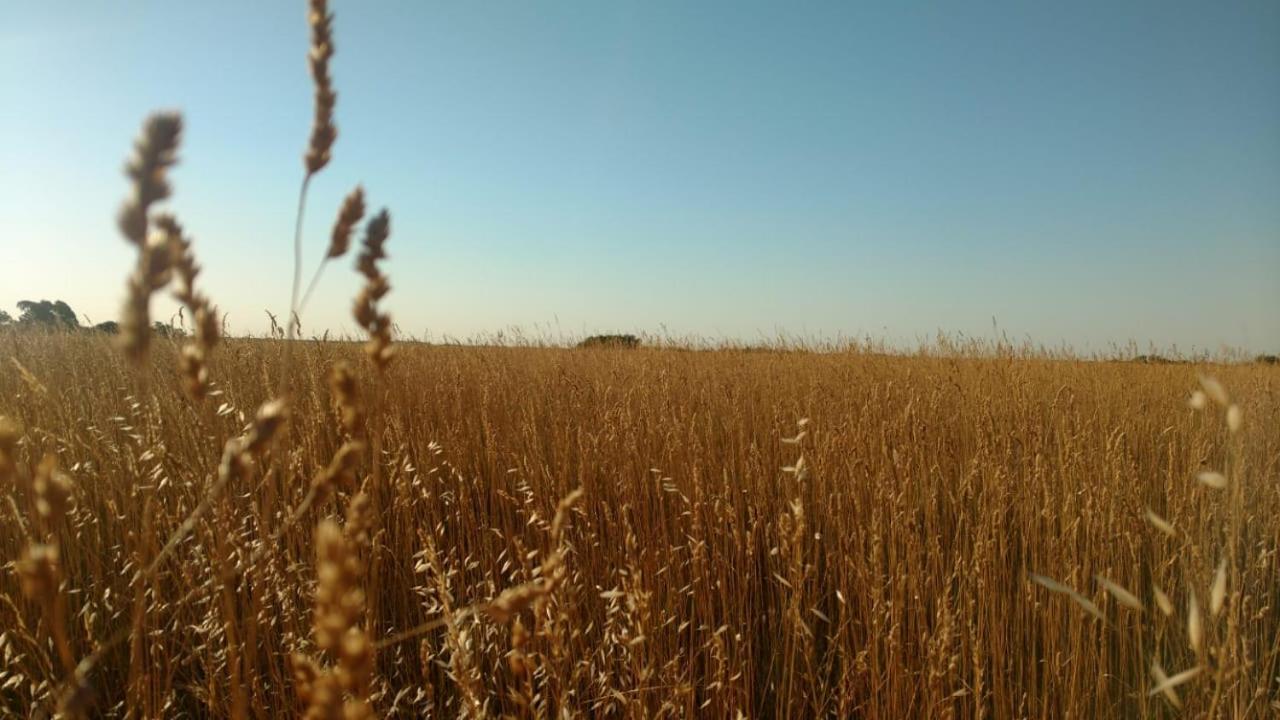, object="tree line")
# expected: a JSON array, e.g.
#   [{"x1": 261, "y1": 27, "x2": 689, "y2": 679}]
[{"x1": 0, "y1": 299, "x2": 184, "y2": 336}]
